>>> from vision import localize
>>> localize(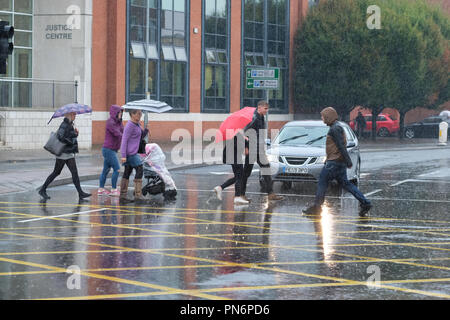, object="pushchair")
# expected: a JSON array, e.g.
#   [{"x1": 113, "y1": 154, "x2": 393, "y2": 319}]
[{"x1": 140, "y1": 143, "x2": 177, "y2": 201}]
